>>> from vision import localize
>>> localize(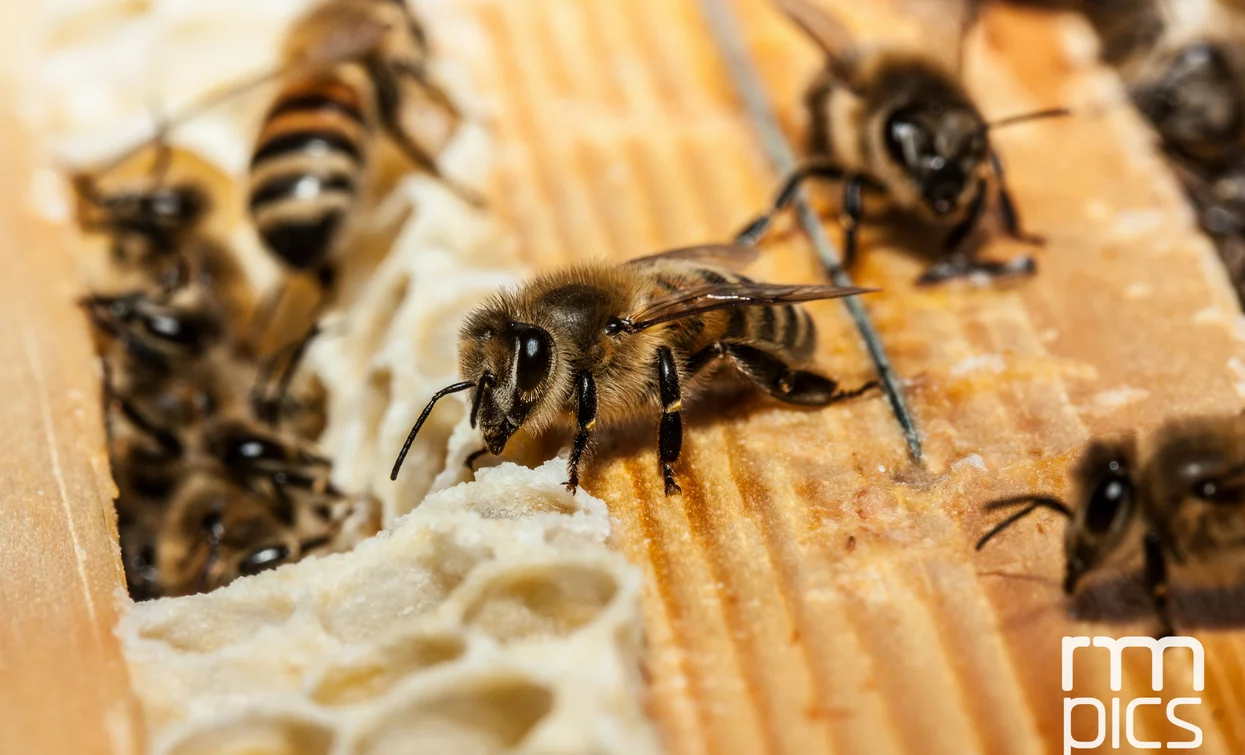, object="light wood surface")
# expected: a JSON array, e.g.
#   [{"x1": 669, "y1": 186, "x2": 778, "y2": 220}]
[
  {"x1": 6, "y1": 0, "x2": 1245, "y2": 753},
  {"x1": 0, "y1": 7, "x2": 146, "y2": 753},
  {"x1": 466, "y1": 0, "x2": 1245, "y2": 753}
]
